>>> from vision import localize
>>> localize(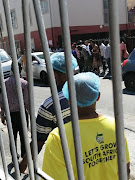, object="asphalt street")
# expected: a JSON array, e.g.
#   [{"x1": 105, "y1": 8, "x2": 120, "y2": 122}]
[{"x1": 0, "y1": 77, "x2": 135, "y2": 179}]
